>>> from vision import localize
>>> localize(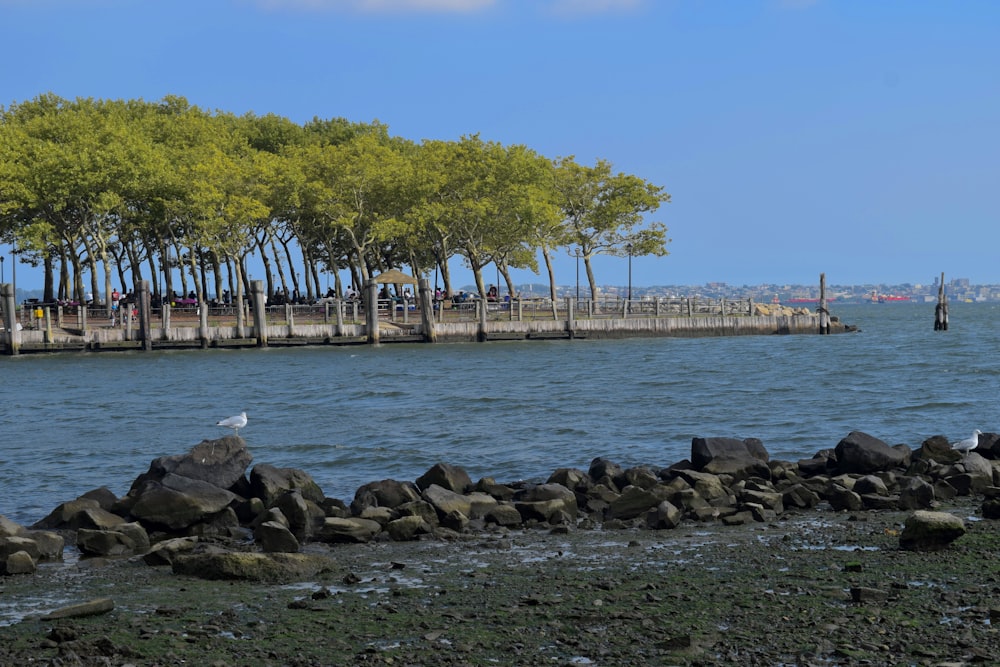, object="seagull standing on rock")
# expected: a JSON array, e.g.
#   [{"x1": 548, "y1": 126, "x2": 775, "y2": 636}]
[
  {"x1": 950, "y1": 429, "x2": 981, "y2": 455},
  {"x1": 216, "y1": 411, "x2": 248, "y2": 435}
]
